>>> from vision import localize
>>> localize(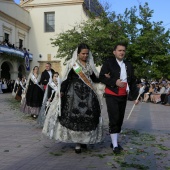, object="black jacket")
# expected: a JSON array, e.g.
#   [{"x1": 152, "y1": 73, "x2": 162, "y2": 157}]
[
  {"x1": 40, "y1": 69, "x2": 55, "y2": 85},
  {"x1": 99, "y1": 57, "x2": 138, "y2": 100}
]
